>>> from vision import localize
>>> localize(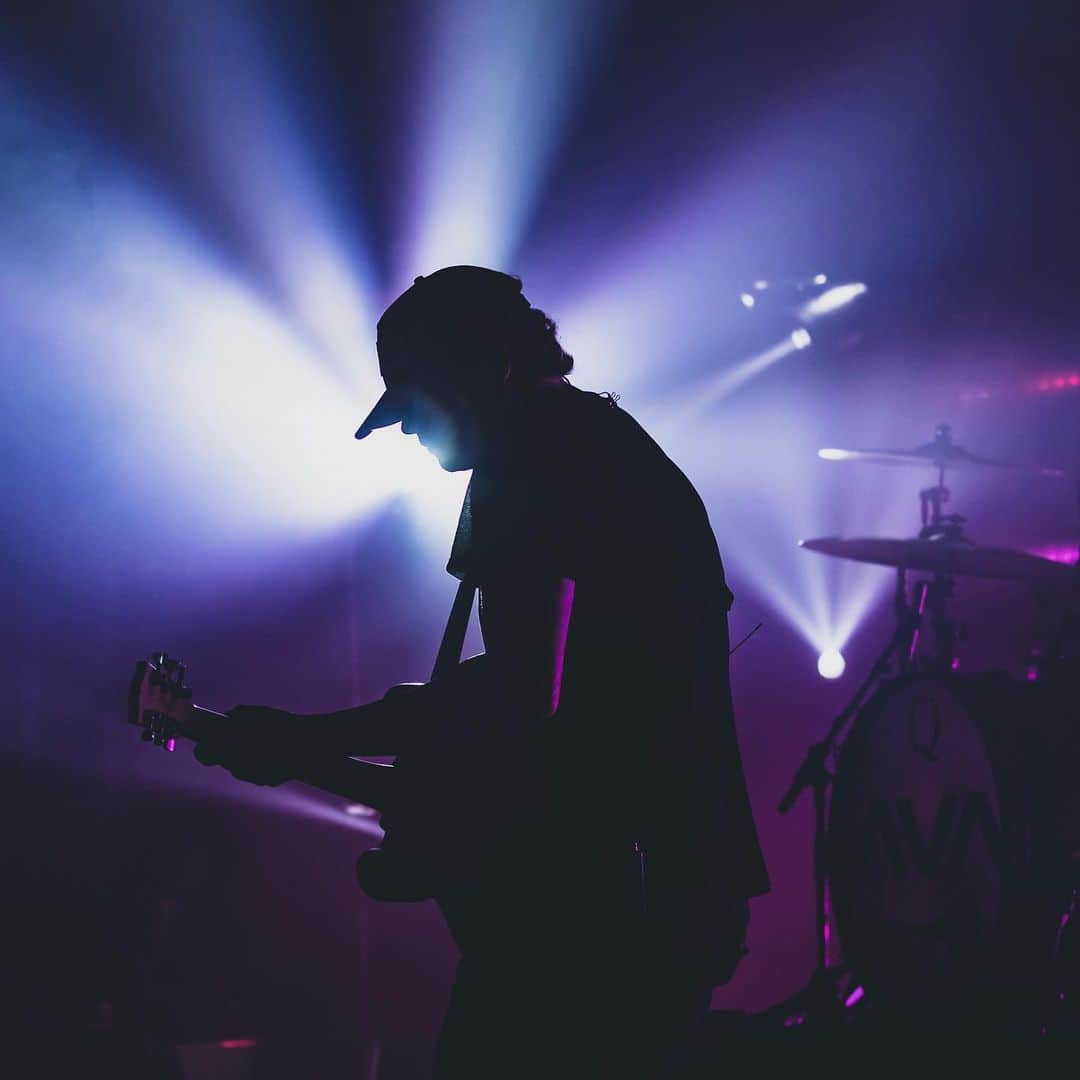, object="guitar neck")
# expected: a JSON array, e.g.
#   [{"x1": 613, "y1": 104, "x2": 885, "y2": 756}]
[{"x1": 185, "y1": 705, "x2": 395, "y2": 810}]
